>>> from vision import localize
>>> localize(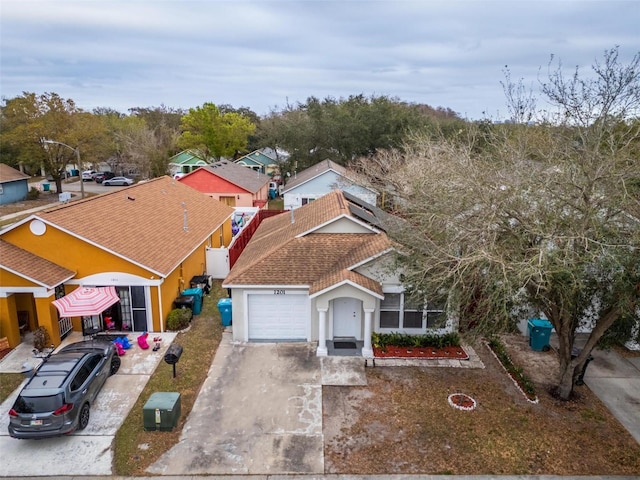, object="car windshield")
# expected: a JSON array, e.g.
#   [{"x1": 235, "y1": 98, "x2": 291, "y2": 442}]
[{"x1": 13, "y1": 393, "x2": 64, "y2": 414}]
